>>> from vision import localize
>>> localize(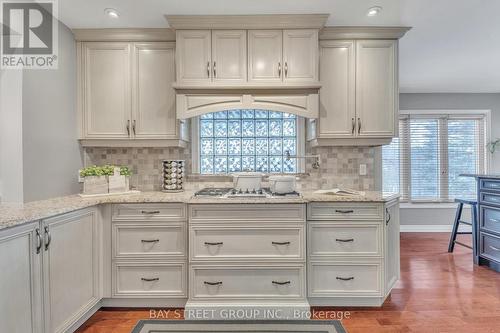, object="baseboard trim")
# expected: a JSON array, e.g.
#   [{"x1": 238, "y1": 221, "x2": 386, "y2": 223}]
[{"x1": 400, "y1": 225, "x2": 472, "y2": 232}]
